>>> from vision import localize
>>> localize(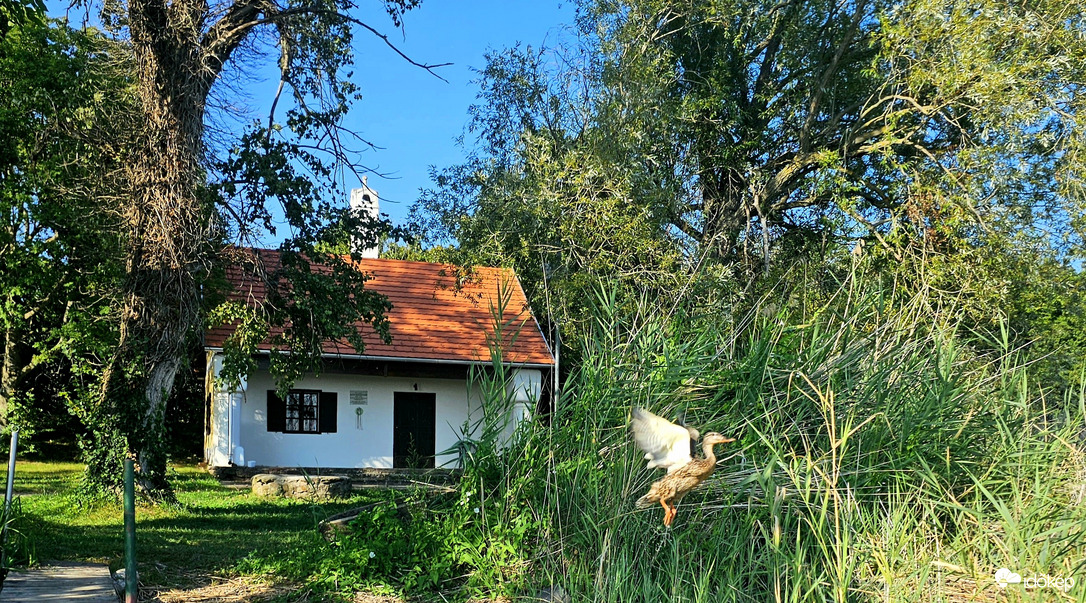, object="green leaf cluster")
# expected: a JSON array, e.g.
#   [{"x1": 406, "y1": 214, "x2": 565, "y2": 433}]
[{"x1": 0, "y1": 19, "x2": 133, "y2": 442}]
